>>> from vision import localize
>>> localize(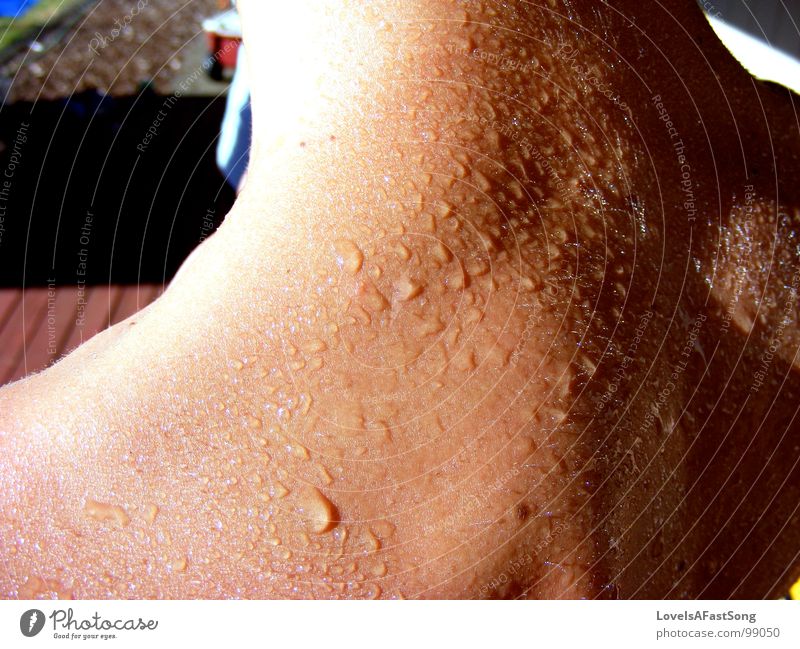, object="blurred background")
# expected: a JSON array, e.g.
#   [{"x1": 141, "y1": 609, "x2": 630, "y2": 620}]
[
  {"x1": 0, "y1": 0, "x2": 797, "y2": 394},
  {"x1": 0, "y1": 0, "x2": 240, "y2": 383}
]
